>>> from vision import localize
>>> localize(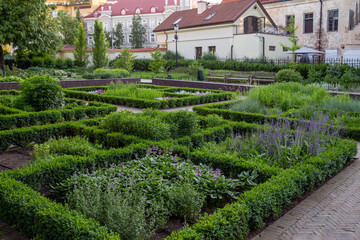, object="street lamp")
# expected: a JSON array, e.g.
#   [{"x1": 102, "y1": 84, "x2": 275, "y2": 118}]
[{"x1": 173, "y1": 23, "x2": 179, "y2": 67}]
